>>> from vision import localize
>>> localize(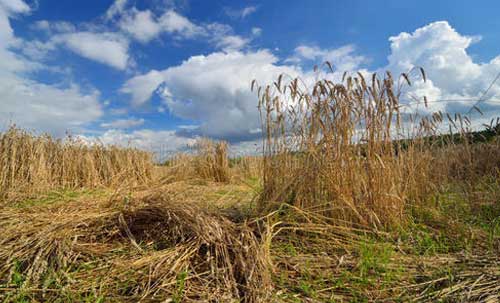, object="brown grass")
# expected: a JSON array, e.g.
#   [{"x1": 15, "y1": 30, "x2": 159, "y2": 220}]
[
  {"x1": 193, "y1": 138, "x2": 230, "y2": 183},
  {"x1": 0, "y1": 191, "x2": 272, "y2": 302},
  {"x1": 0, "y1": 127, "x2": 153, "y2": 202},
  {"x1": 161, "y1": 138, "x2": 231, "y2": 183},
  {"x1": 253, "y1": 70, "x2": 499, "y2": 229}
]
